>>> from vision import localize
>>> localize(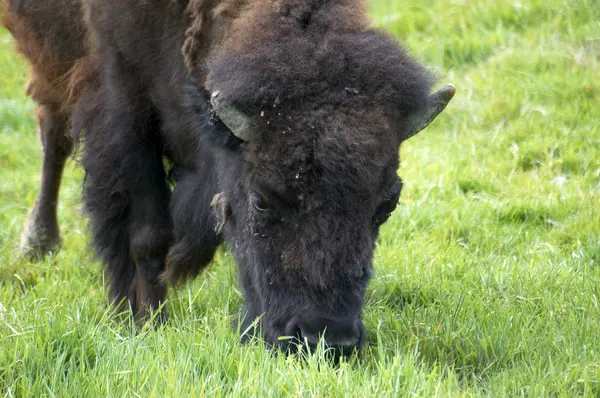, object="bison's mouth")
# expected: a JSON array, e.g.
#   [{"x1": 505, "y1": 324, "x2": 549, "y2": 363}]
[{"x1": 273, "y1": 324, "x2": 365, "y2": 362}]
